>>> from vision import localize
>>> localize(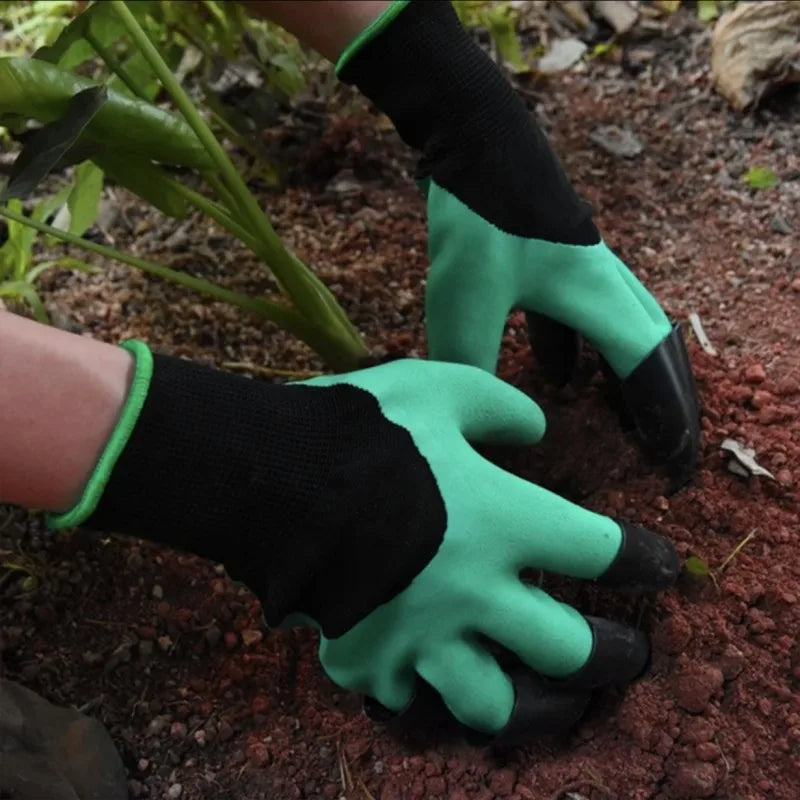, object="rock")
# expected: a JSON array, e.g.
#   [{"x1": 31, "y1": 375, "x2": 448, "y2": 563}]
[
  {"x1": 538, "y1": 38, "x2": 587, "y2": 72},
  {"x1": 711, "y1": 1, "x2": 800, "y2": 110},
  {"x1": 595, "y1": 0, "x2": 638, "y2": 34},
  {"x1": 681, "y1": 717, "x2": 716, "y2": 744},
  {"x1": 717, "y1": 644, "x2": 746, "y2": 680},
  {"x1": 152, "y1": 584, "x2": 164, "y2": 600},
  {"x1": 792, "y1": 277, "x2": 800, "y2": 293},
  {"x1": 589, "y1": 125, "x2": 643, "y2": 158},
  {"x1": 771, "y1": 213, "x2": 793, "y2": 234},
  {"x1": 744, "y1": 363, "x2": 767, "y2": 384},
  {"x1": 170, "y1": 721, "x2": 187, "y2": 739},
  {"x1": 167, "y1": 783, "x2": 183, "y2": 799},
  {"x1": 205, "y1": 624, "x2": 222, "y2": 649},
  {"x1": 247, "y1": 741, "x2": 271, "y2": 767},
  {"x1": 0, "y1": 680, "x2": 127, "y2": 800},
  {"x1": 671, "y1": 761, "x2": 718, "y2": 798},
  {"x1": 489, "y1": 767, "x2": 517, "y2": 796},
  {"x1": 241, "y1": 629, "x2": 263, "y2": 648},
  {"x1": 672, "y1": 664, "x2": 724, "y2": 713},
  {"x1": 751, "y1": 389, "x2": 773, "y2": 409},
  {"x1": 696, "y1": 742, "x2": 721, "y2": 761}
]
